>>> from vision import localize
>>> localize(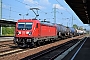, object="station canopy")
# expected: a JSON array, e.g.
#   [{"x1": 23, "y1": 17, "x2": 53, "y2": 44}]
[
  {"x1": 65, "y1": 0, "x2": 90, "y2": 24},
  {"x1": 0, "y1": 19, "x2": 16, "y2": 26}
]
